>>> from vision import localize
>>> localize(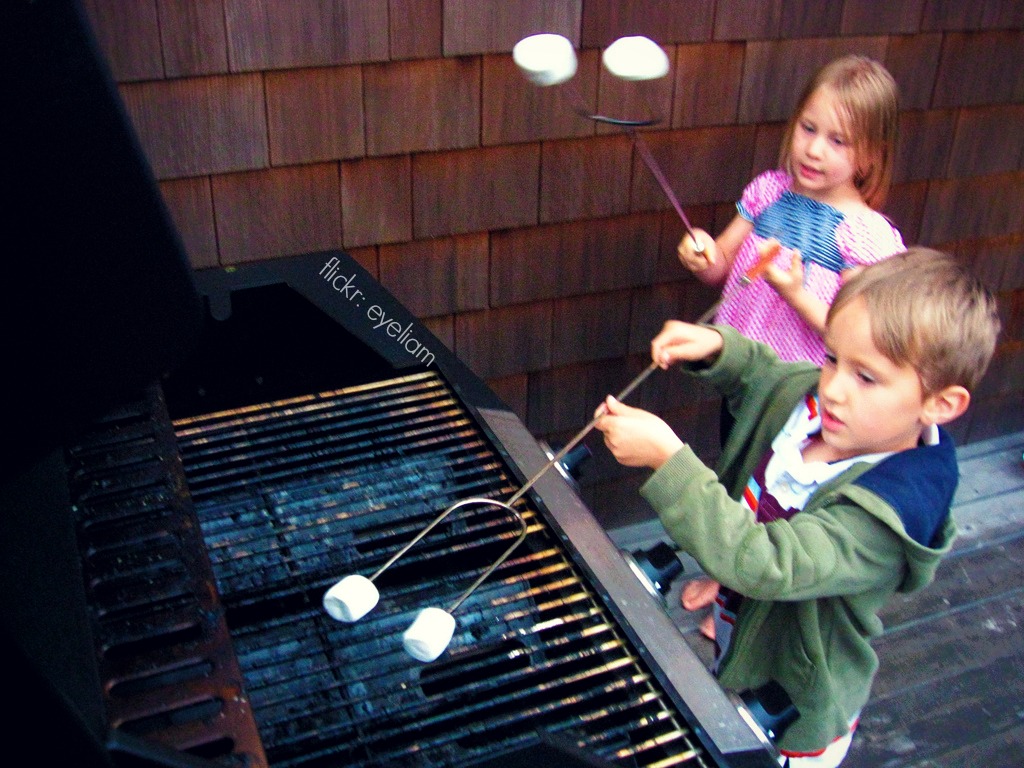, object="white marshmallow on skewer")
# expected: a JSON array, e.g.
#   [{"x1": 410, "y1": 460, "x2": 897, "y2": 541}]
[
  {"x1": 402, "y1": 606, "x2": 457, "y2": 663},
  {"x1": 322, "y1": 574, "x2": 380, "y2": 622},
  {"x1": 602, "y1": 36, "x2": 670, "y2": 81},
  {"x1": 512, "y1": 33, "x2": 578, "y2": 86}
]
